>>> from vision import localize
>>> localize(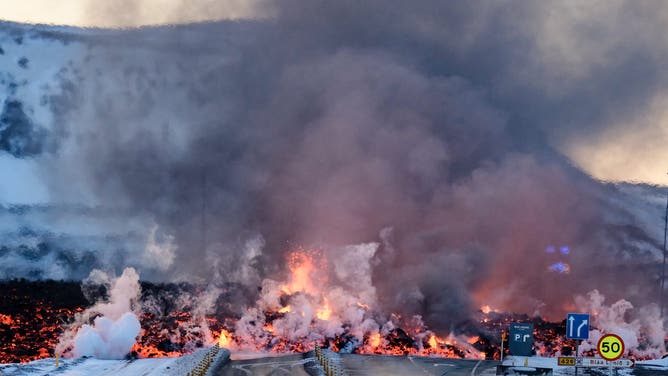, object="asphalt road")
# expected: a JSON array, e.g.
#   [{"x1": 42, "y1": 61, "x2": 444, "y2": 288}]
[
  {"x1": 213, "y1": 352, "x2": 668, "y2": 376},
  {"x1": 340, "y1": 354, "x2": 497, "y2": 376},
  {"x1": 213, "y1": 352, "x2": 498, "y2": 376},
  {"x1": 214, "y1": 352, "x2": 322, "y2": 376}
]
